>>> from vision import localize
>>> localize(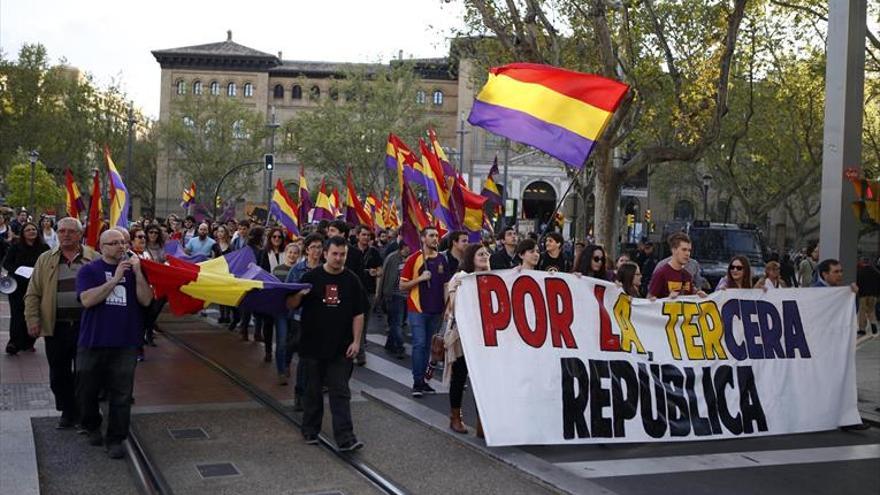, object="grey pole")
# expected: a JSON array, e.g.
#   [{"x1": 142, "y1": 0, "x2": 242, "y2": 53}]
[
  {"x1": 126, "y1": 103, "x2": 136, "y2": 221},
  {"x1": 456, "y1": 115, "x2": 469, "y2": 175},
  {"x1": 265, "y1": 107, "x2": 280, "y2": 226},
  {"x1": 28, "y1": 150, "x2": 39, "y2": 214},
  {"x1": 819, "y1": 0, "x2": 865, "y2": 283},
  {"x1": 502, "y1": 139, "x2": 510, "y2": 226}
]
